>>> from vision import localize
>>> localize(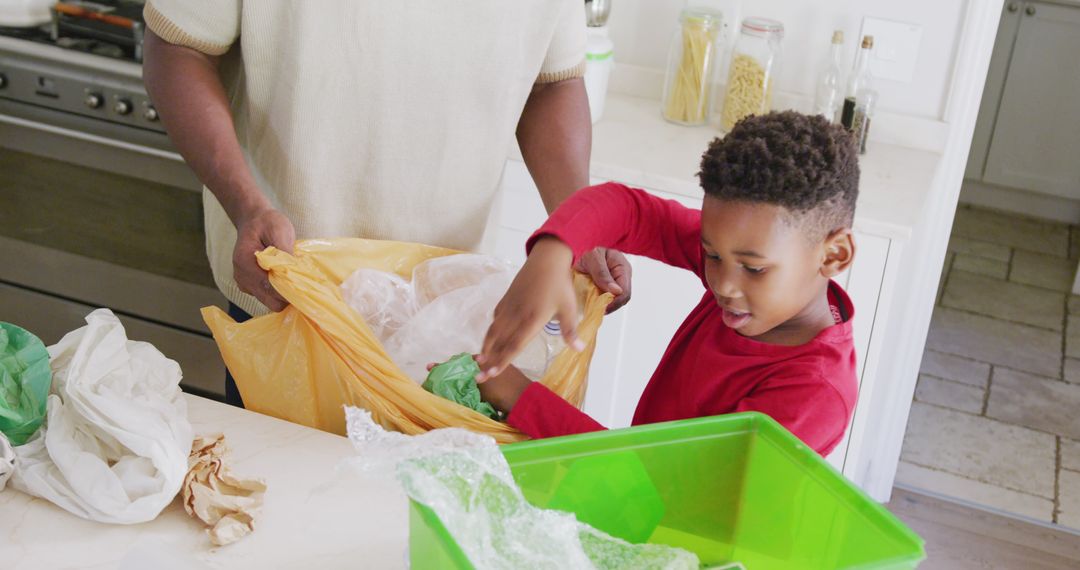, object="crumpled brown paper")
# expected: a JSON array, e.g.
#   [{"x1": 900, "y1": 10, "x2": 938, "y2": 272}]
[{"x1": 182, "y1": 434, "x2": 267, "y2": 546}]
